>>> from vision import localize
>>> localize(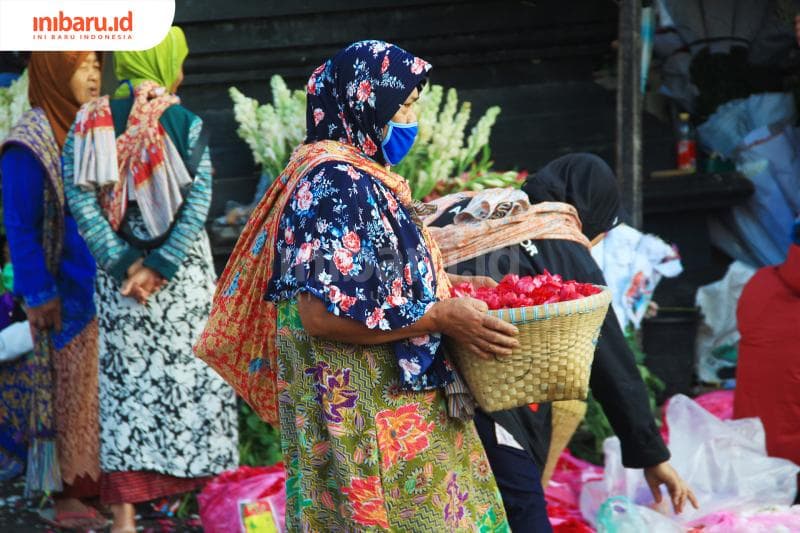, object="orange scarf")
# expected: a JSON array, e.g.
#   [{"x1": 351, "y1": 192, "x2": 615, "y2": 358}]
[{"x1": 28, "y1": 52, "x2": 92, "y2": 149}]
